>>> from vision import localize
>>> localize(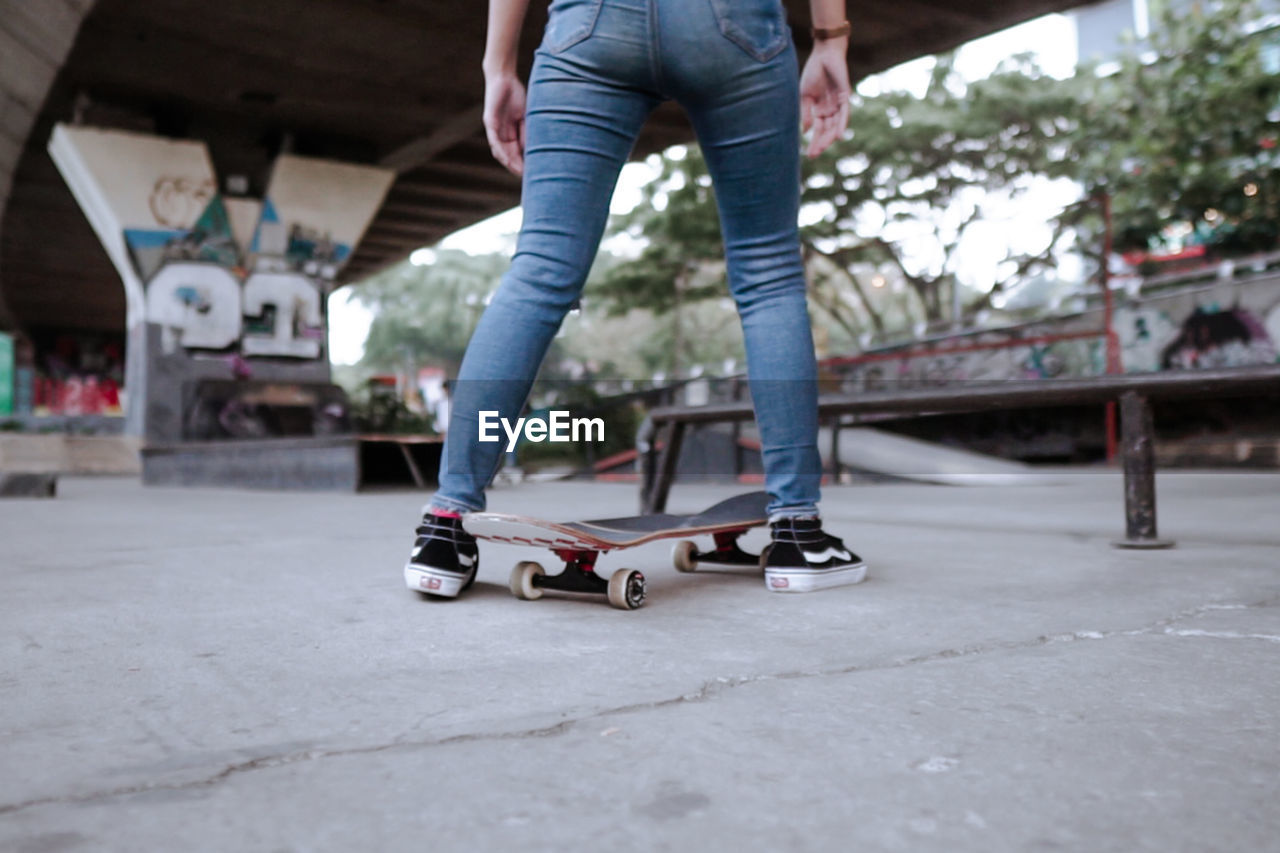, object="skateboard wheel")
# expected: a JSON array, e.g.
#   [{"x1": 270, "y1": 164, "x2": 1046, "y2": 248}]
[
  {"x1": 607, "y1": 569, "x2": 646, "y2": 610},
  {"x1": 672, "y1": 540, "x2": 698, "y2": 573},
  {"x1": 510, "y1": 561, "x2": 545, "y2": 601}
]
